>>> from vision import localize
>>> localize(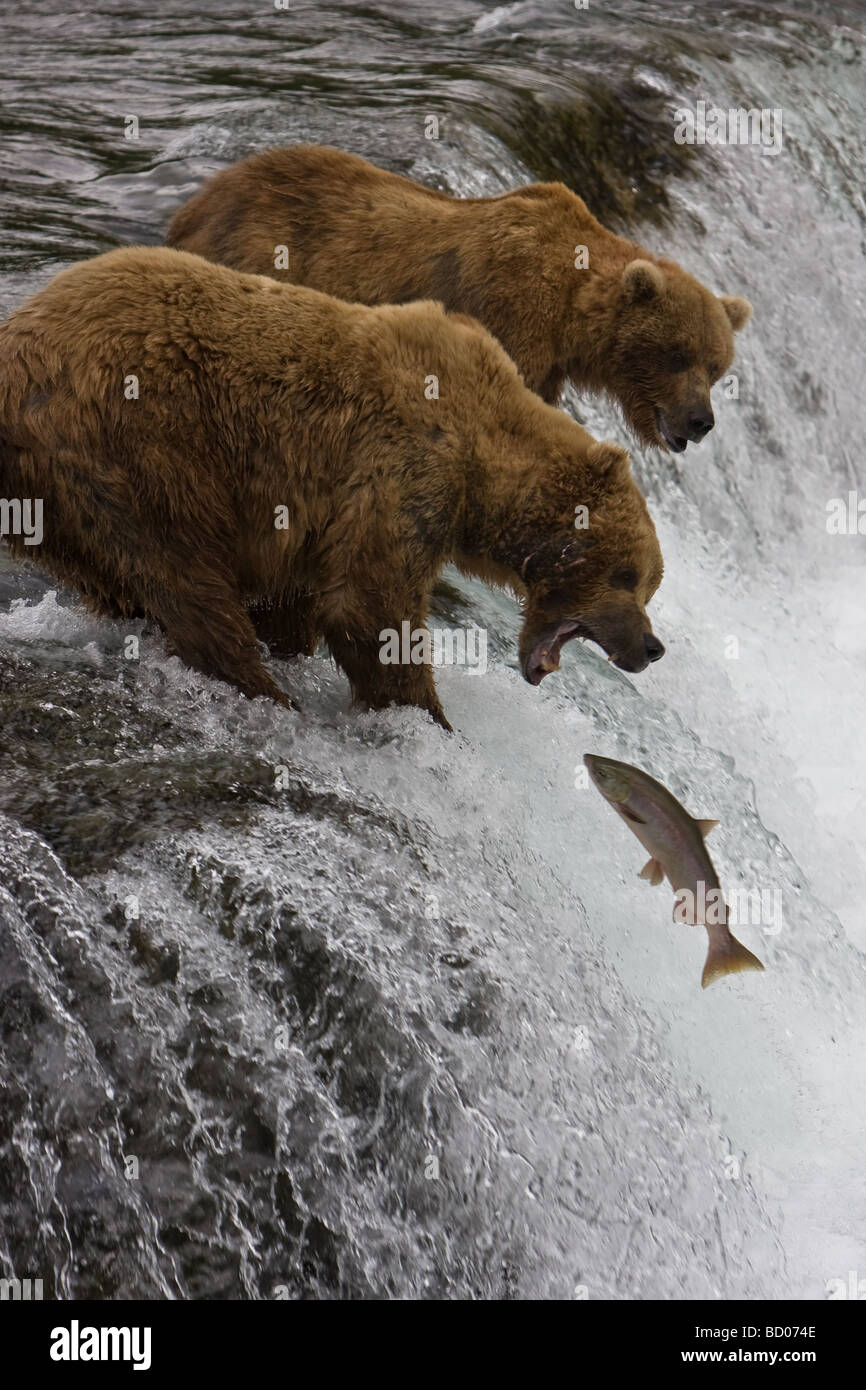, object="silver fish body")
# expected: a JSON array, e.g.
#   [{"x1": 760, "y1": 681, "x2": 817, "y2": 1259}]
[{"x1": 584, "y1": 754, "x2": 764, "y2": 989}]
